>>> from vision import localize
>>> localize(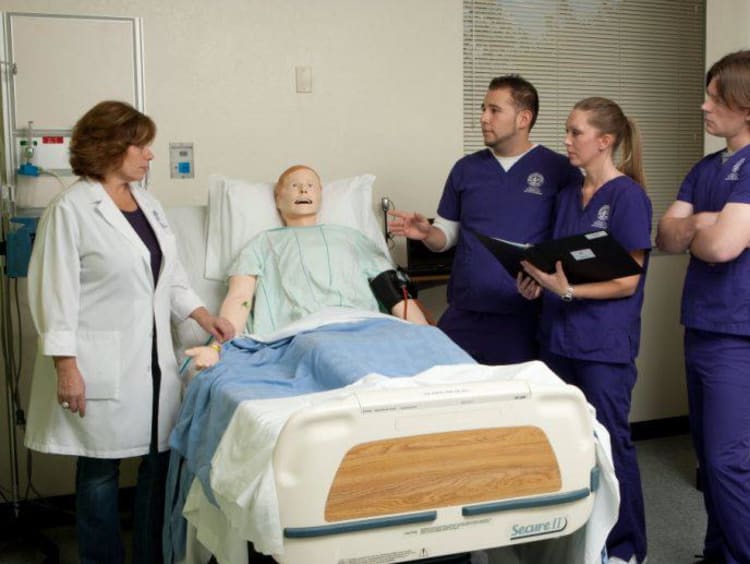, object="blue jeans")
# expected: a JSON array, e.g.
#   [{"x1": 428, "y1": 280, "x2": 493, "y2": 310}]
[{"x1": 76, "y1": 451, "x2": 170, "y2": 564}]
